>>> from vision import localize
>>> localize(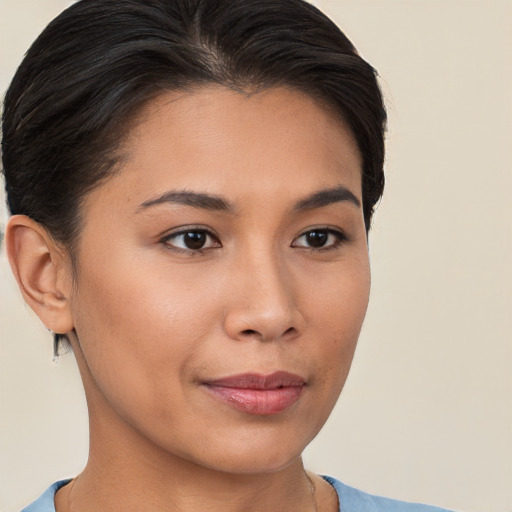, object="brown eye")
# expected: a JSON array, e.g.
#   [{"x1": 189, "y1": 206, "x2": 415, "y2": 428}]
[
  {"x1": 182, "y1": 231, "x2": 208, "y2": 250},
  {"x1": 162, "y1": 228, "x2": 221, "y2": 252},
  {"x1": 304, "y1": 230, "x2": 329, "y2": 247},
  {"x1": 292, "y1": 228, "x2": 347, "y2": 250}
]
